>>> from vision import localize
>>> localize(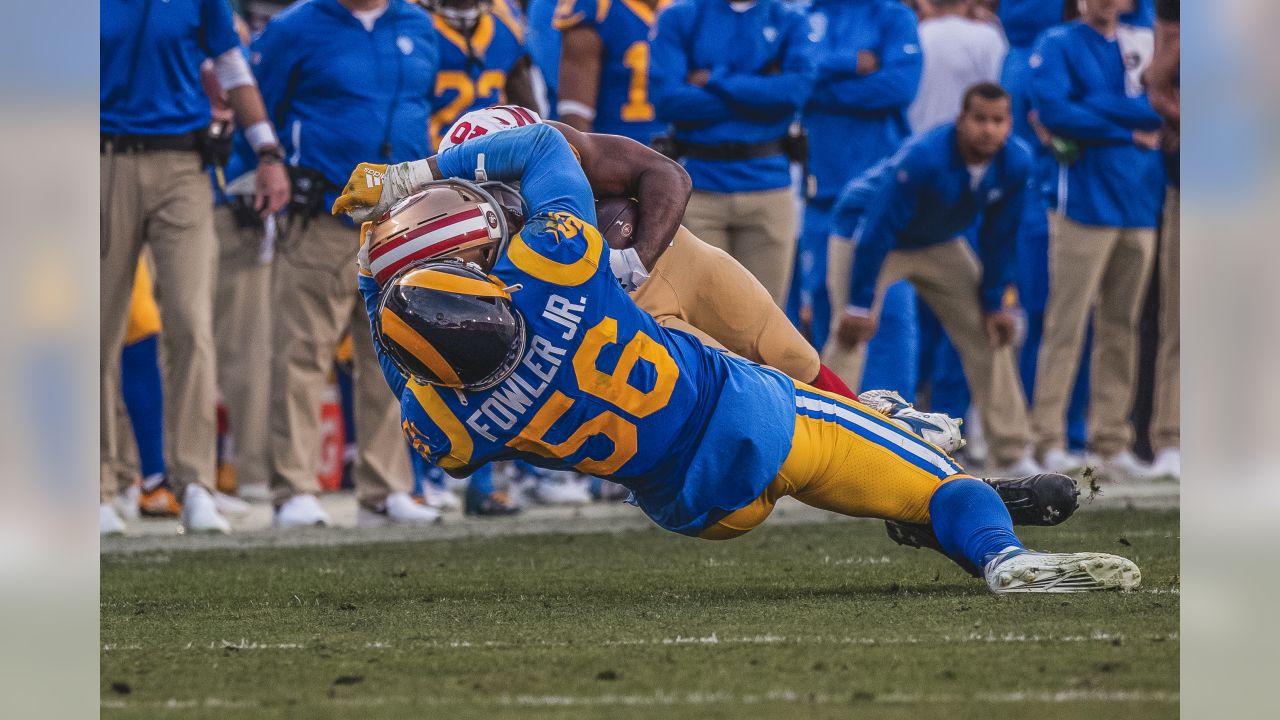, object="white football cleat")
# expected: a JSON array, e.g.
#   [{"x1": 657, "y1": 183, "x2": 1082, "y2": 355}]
[
  {"x1": 274, "y1": 493, "x2": 331, "y2": 529},
  {"x1": 857, "y1": 389, "x2": 965, "y2": 453},
  {"x1": 357, "y1": 492, "x2": 442, "y2": 527},
  {"x1": 1041, "y1": 447, "x2": 1085, "y2": 474},
  {"x1": 419, "y1": 483, "x2": 462, "y2": 512},
  {"x1": 180, "y1": 484, "x2": 231, "y2": 534},
  {"x1": 100, "y1": 503, "x2": 127, "y2": 536},
  {"x1": 984, "y1": 548, "x2": 1141, "y2": 594},
  {"x1": 530, "y1": 474, "x2": 593, "y2": 506},
  {"x1": 1087, "y1": 450, "x2": 1156, "y2": 481},
  {"x1": 1149, "y1": 448, "x2": 1181, "y2": 479}
]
